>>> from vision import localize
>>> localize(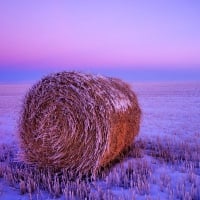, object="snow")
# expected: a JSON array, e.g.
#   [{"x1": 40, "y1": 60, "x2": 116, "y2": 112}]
[
  {"x1": 0, "y1": 82, "x2": 200, "y2": 199},
  {"x1": 111, "y1": 95, "x2": 131, "y2": 111},
  {"x1": 72, "y1": 72, "x2": 132, "y2": 111},
  {"x1": 133, "y1": 82, "x2": 200, "y2": 138}
]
